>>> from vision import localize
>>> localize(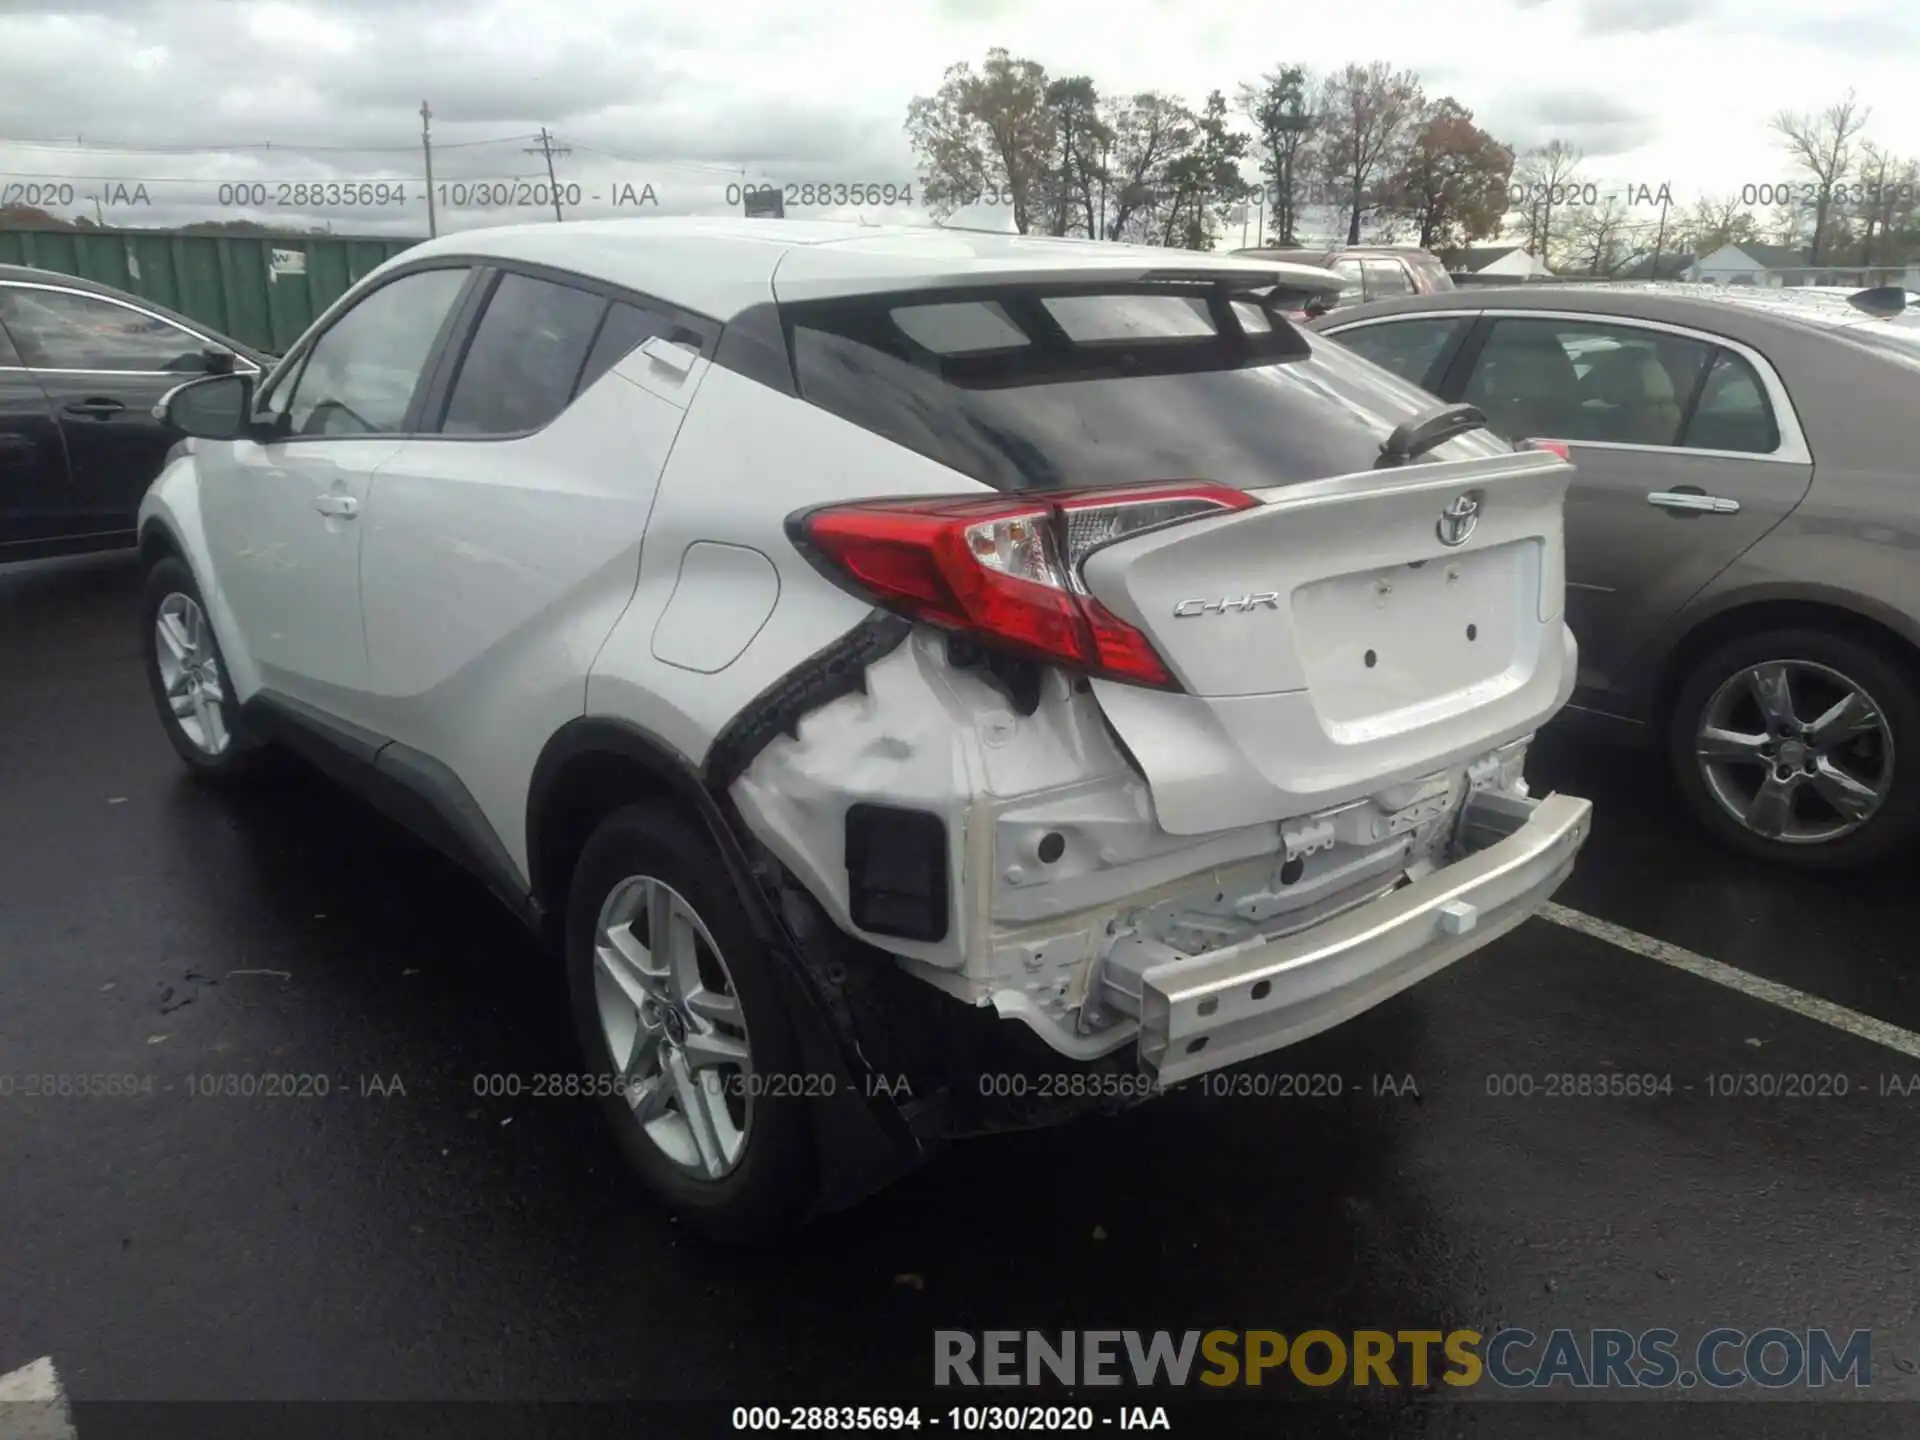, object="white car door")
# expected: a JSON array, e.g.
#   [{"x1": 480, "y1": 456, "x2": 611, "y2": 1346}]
[
  {"x1": 355, "y1": 268, "x2": 710, "y2": 878},
  {"x1": 199, "y1": 265, "x2": 473, "y2": 721}
]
